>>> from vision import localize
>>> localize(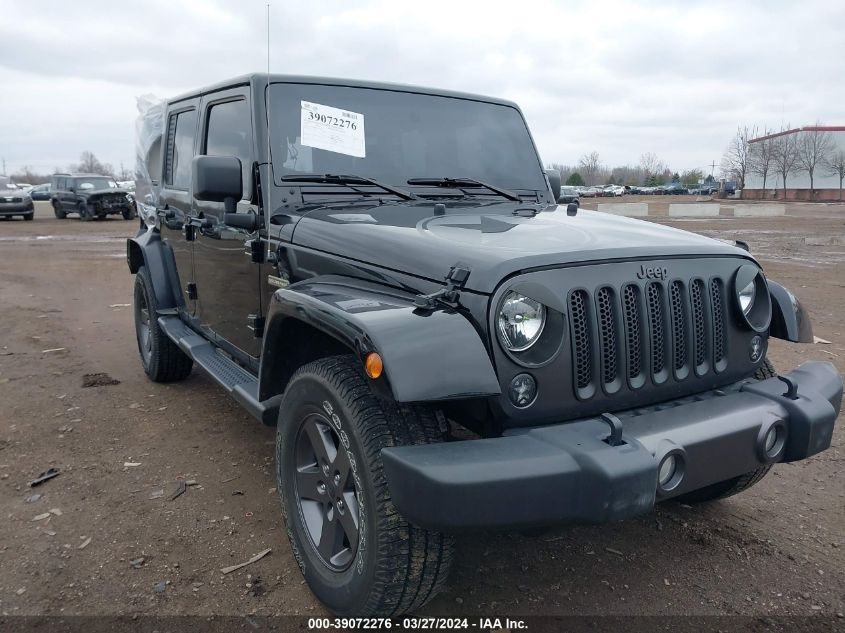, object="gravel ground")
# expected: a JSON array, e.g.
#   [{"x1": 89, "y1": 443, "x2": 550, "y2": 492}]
[{"x1": 0, "y1": 201, "x2": 842, "y2": 619}]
